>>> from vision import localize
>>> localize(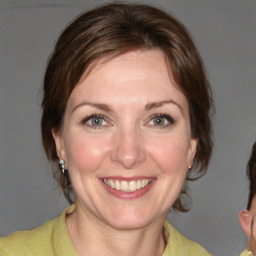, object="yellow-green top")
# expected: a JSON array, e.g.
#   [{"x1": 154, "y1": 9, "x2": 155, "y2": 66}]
[
  {"x1": 0, "y1": 205, "x2": 210, "y2": 256},
  {"x1": 240, "y1": 249, "x2": 253, "y2": 256}
]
